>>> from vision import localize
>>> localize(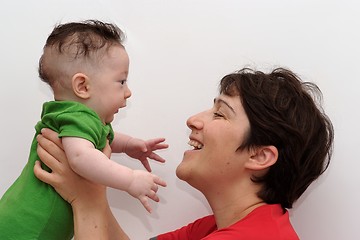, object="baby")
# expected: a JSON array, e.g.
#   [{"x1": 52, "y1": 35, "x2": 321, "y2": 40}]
[{"x1": 0, "y1": 20, "x2": 167, "y2": 240}]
